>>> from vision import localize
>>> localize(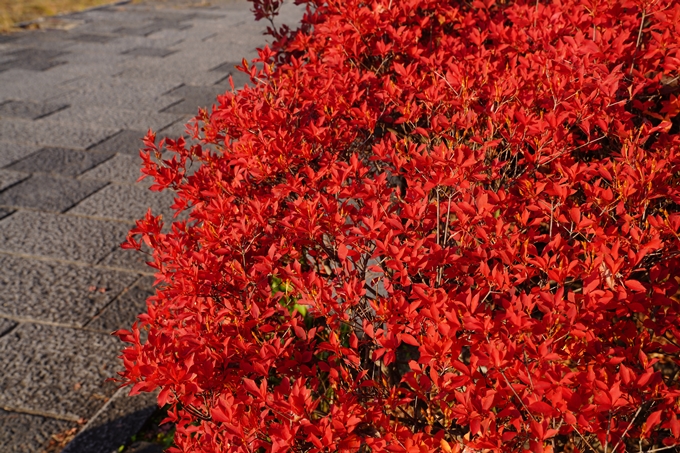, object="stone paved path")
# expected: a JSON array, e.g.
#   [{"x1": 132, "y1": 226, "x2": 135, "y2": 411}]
[{"x1": 0, "y1": 1, "x2": 302, "y2": 451}]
